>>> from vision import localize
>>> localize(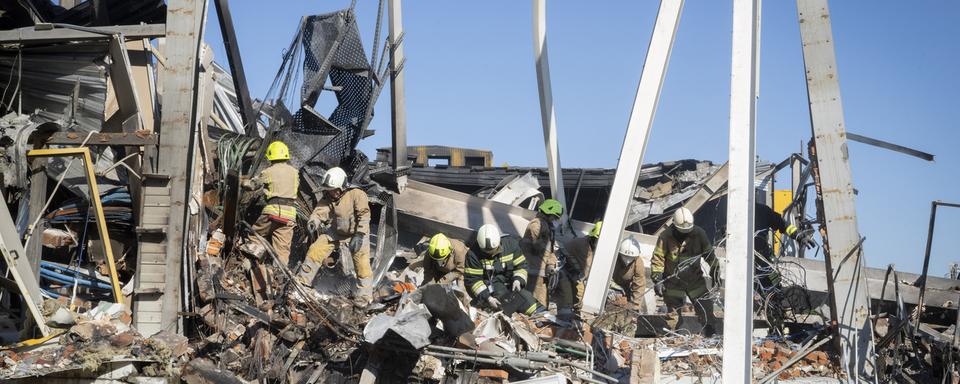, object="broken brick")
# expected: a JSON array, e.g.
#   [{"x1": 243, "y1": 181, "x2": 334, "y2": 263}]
[{"x1": 478, "y1": 369, "x2": 509, "y2": 380}]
